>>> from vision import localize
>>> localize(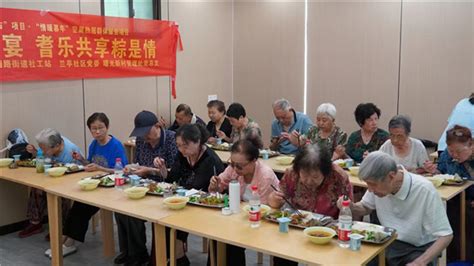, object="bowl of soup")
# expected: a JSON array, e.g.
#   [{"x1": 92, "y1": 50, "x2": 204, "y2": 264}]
[
  {"x1": 163, "y1": 196, "x2": 189, "y2": 210},
  {"x1": 78, "y1": 179, "x2": 101, "y2": 191},
  {"x1": 124, "y1": 186, "x2": 149, "y2": 199},
  {"x1": 303, "y1": 226, "x2": 336, "y2": 244},
  {"x1": 46, "y1": 167, "x2": 68, "y2": 177}
]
